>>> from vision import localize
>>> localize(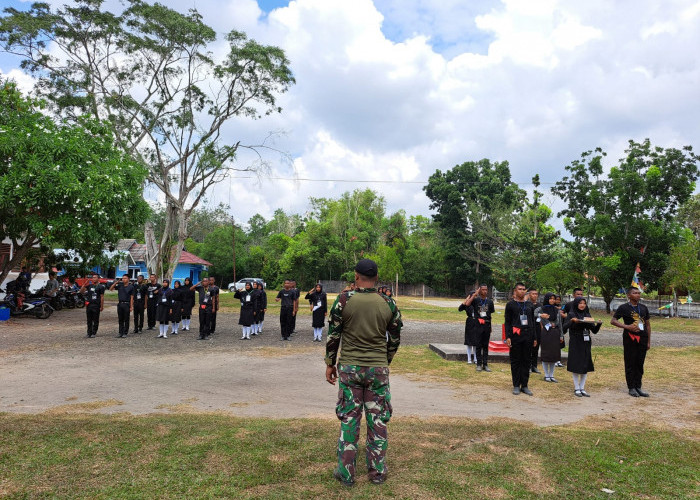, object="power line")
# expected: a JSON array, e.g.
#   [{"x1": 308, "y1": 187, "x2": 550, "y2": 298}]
[{"x1": 228, "y1": 175, "x2": 560, "y2": 186}]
